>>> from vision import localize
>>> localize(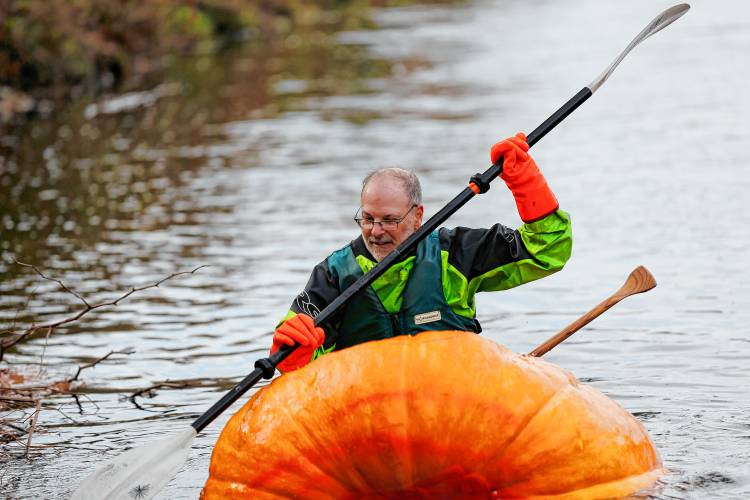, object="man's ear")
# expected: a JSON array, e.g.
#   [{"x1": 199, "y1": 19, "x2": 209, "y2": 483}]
[{"x1": 414, "y1": 204, "x2": 425, "y2": 228}]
